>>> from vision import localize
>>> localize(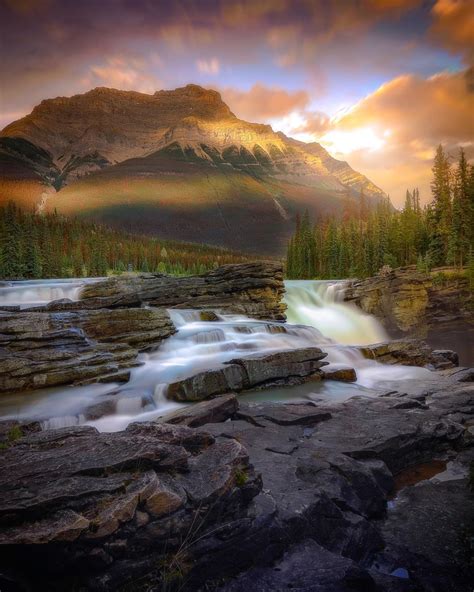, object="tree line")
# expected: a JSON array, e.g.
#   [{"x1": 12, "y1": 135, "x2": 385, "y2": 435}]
[
  {"x1": 286, "y1": 146, "x2": 474, "y2": 279},
  {"x1": 0, "y1": 205, "x2": 257, "y2": 280}
]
